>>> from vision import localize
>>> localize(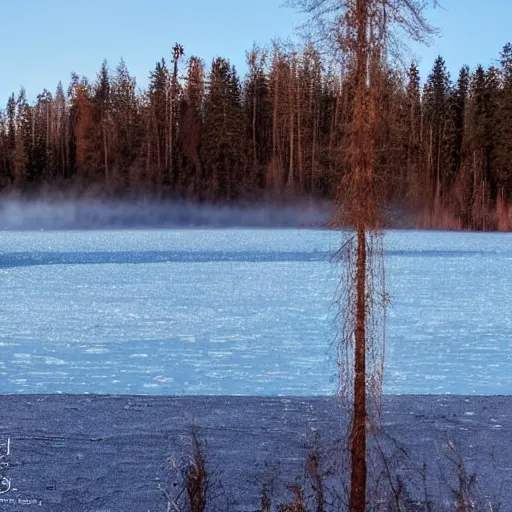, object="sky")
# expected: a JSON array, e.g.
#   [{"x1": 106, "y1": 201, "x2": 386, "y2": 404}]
[{"x1": 1, "y1": 0, "x2": 511, "y2": 107}]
